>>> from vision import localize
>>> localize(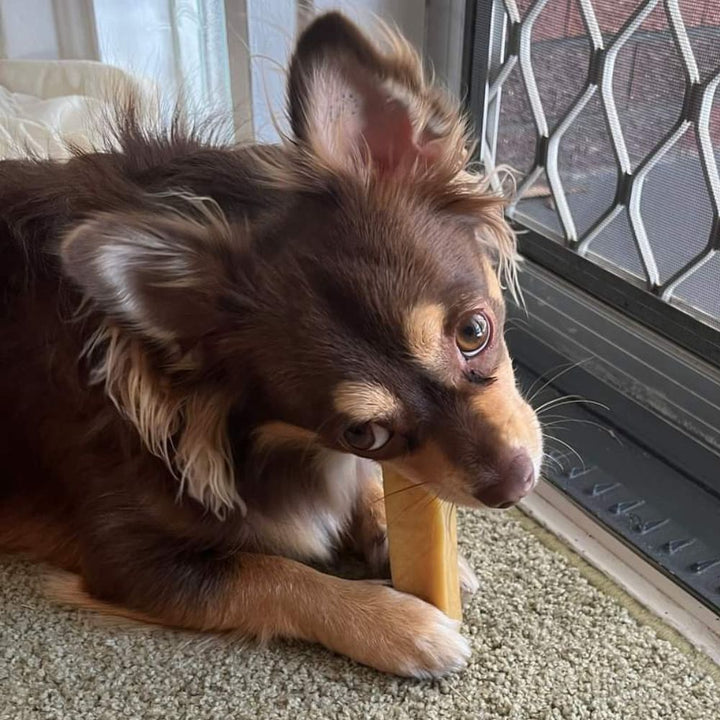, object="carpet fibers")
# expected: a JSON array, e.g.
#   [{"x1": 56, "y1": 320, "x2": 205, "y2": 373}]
[{"x1": 1, "y1": 509, "x2": 718, "y2": 720}]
